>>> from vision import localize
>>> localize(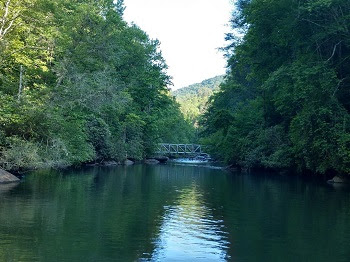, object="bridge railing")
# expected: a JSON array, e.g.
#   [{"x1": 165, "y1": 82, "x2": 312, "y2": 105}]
[{"x1": 156, "y1": 144, "x2": 203, "y2": 155}]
